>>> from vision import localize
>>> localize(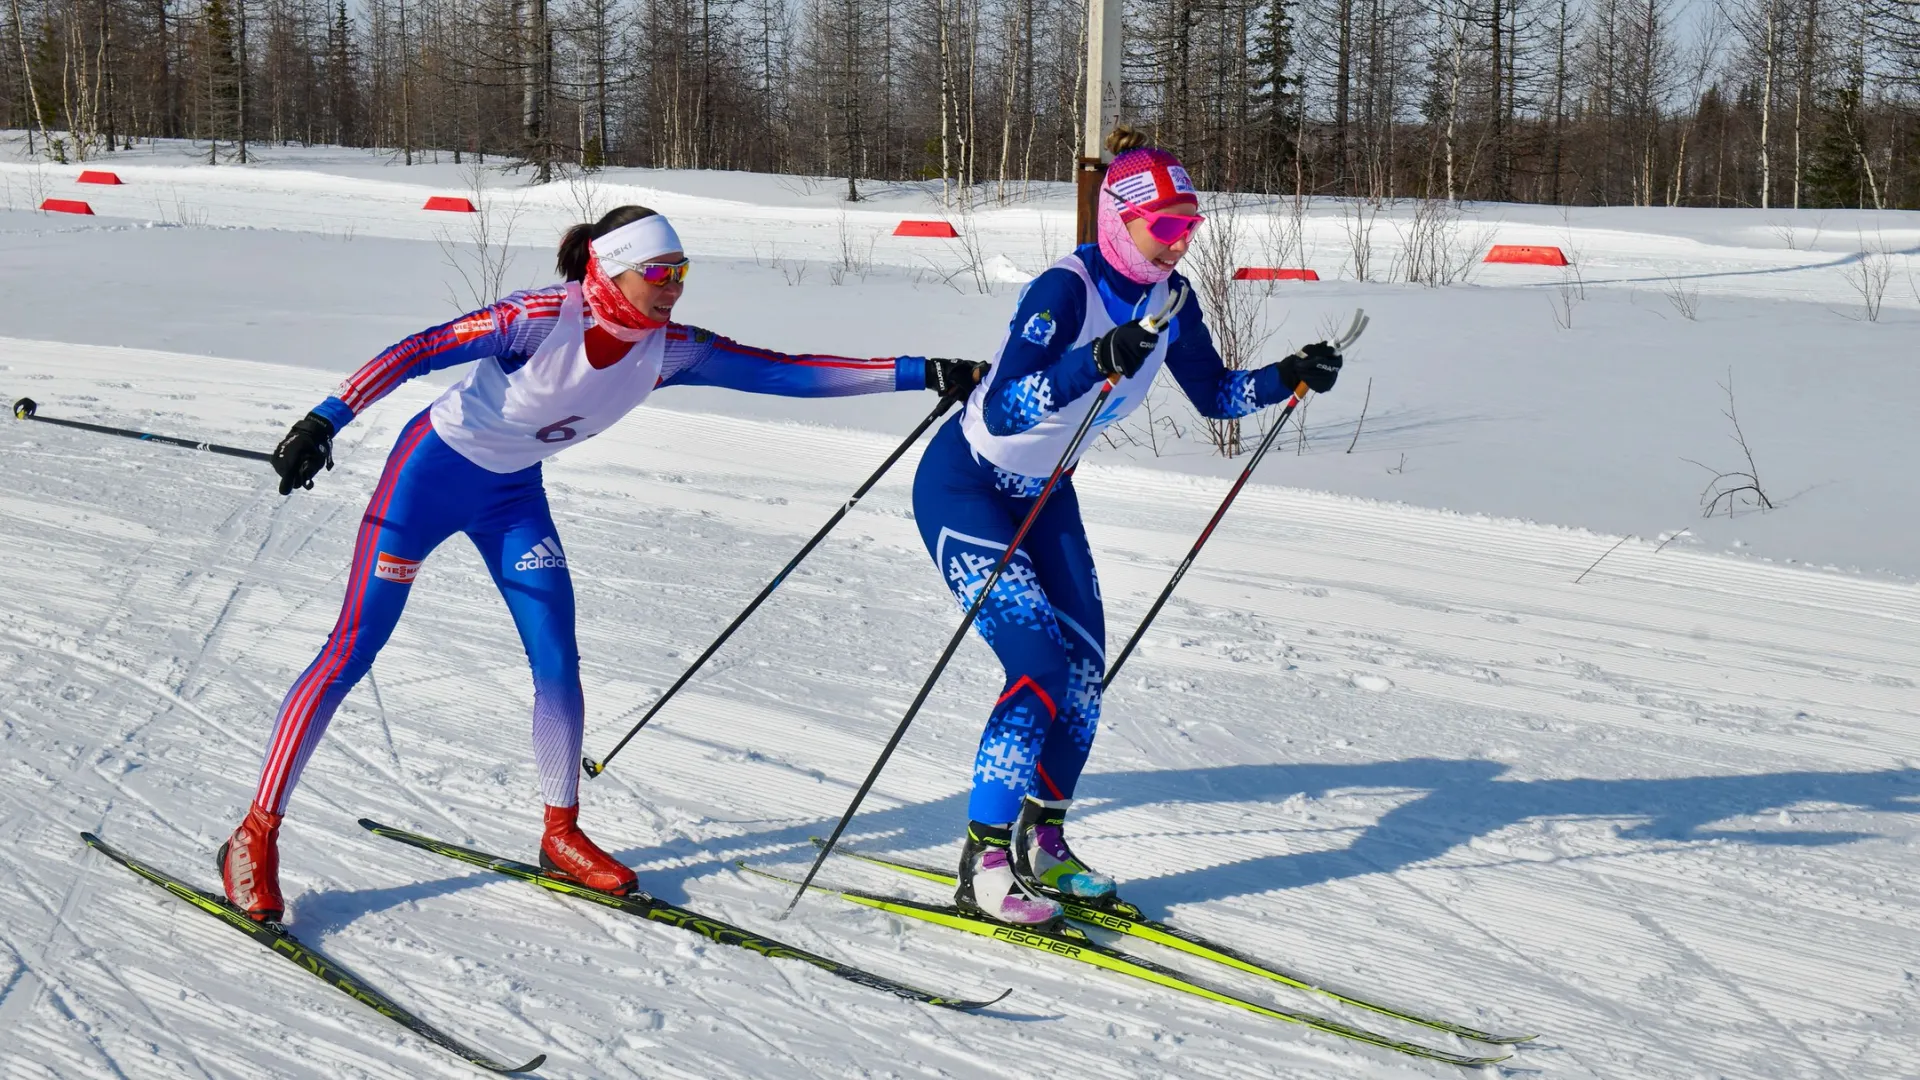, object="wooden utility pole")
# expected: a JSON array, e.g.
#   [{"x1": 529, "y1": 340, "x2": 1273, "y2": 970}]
[{"x1": 1076, "y1": 0, "x2": 1121, "y2": 244}]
